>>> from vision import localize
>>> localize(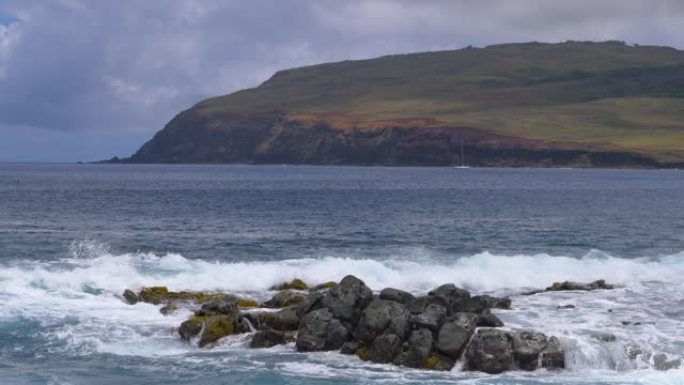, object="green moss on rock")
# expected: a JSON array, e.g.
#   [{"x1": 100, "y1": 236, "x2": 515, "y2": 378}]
[
  {"x1": 199, "y1": 315, "x2": 235, "y2": 347},
  {"x1": 271, "y1": 279, "x2": 309, "y2": 291},
  {"x1": 424, "y1": 354, "x2": 441, "y2": 370},
  {"x1": 356, "y1": 347, "x2": 369, "y2": 361},
  {"x1": 237, "y1": 299, "x2": 259, "y2": 308},
  {"x1": 133, "y1": 287, "x2": 256, "y2": 308},
  {"x1": 138, "y1": 286, "x2": 170, "y2": 304}
]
